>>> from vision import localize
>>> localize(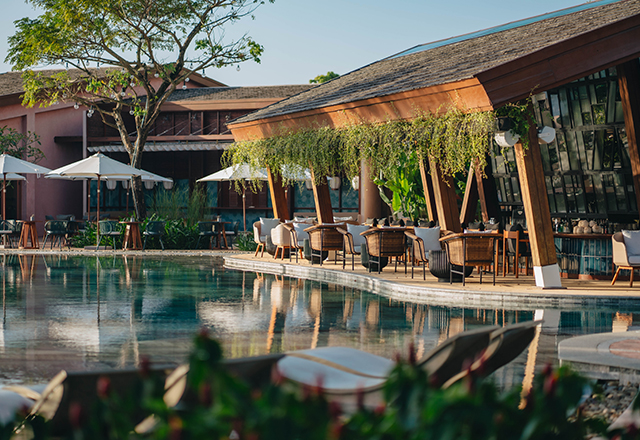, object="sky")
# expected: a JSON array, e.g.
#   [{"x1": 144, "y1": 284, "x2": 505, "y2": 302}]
[{"x1": 0, "y1": 0, "x2": 592, "y2": 87}]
